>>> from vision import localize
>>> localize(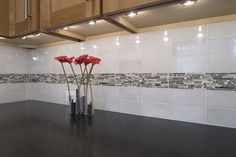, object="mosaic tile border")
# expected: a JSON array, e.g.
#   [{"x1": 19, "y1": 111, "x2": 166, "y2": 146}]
[{"x1": 0, "y1": 73, "x2": 236, "y2": 91}]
